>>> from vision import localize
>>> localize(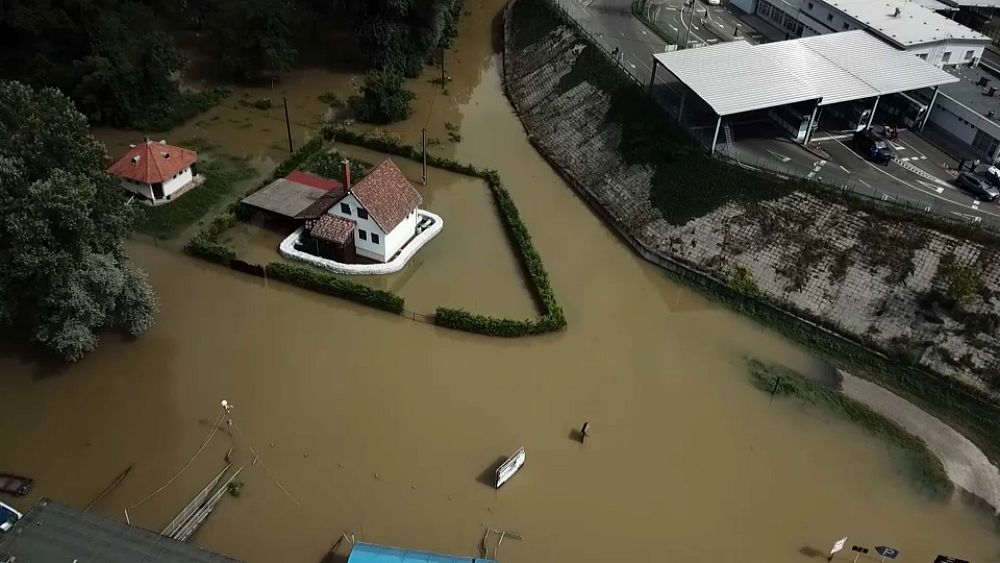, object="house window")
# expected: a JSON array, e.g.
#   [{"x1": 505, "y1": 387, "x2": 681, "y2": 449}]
[
  {"x1": 841, "y1": 22, "x2": 849, "y2": 30},
  {"x1": 918, "y1": 53, "x2": 928, "y2": 60},
  {"x1": 965, "y1": 50, "x2": 975, "y2": 61},
  {"x1": 341, "y1": 203, "x2": 351, "y2": 214},
  {"x1": 942, "y1": 51, "x2": 952, "y2": 63},
  {"x1": 357, "y1": 208, "x2": 369, "y2": 220},
  {"x1": 826, "y1": 13, "x2": 833, "y2": 22},
  {"x1": 359, "y1": 229, "x2": 367, "y2": 241},
  {"x1": 371, "y1": 233, "x2": 380, "y2": 244},
  {"x1": 807, "y1": 1, "x2": 813, "y2": 8}
]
